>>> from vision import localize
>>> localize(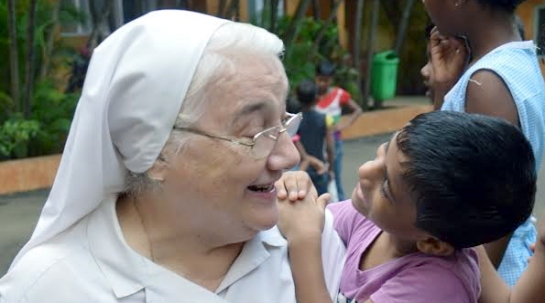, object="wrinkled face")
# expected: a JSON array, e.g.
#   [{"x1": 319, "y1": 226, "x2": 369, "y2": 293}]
[
  {"x1": 351, "y1": 133, "x2": 427, "y2": 241},
  {"x1": 315, "y1": 75, "x2": 333, "y2": 95},
  {"x1": 161, "y1": 53, "x2": 299, "y2": 243}
]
